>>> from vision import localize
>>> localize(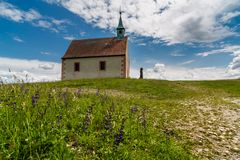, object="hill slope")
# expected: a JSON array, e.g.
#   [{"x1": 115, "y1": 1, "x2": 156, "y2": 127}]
[{"x1": 0, "y1": 79, "x2": 239, "y2": 159}]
